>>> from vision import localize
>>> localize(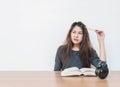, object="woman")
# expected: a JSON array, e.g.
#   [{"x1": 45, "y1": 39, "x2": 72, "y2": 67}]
[{"x1": 54, "y1": 21, "x2": 106, "y2": 71}]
